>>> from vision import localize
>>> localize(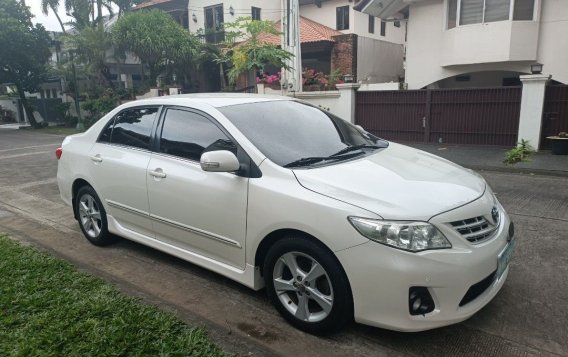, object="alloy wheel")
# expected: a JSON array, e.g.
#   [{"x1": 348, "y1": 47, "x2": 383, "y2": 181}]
[
  {"x1": 78, "y1": 193, "x2": 102, "y2": 239},
  {"x1": 272, "y1": 251, "x2": 334, "y2": 323}
]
